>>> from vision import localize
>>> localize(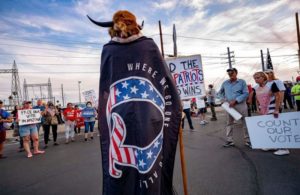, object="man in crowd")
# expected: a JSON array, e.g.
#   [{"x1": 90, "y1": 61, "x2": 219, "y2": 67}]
[
  {"x1": 218, "y1": 68, "x2": 251, "y2": 148},
  {"x1": 33, "y1": 99, "x2": 45, "y2": 134},
  {"x1": 291, "y1": 76, "x2": 300, "y2": 111},
  {"x1": 0, "y1": 100, "x2": 13, "y2": 159},
  {"x1": 207, "y1": 84, "x2": 217, "y2": 121}
]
